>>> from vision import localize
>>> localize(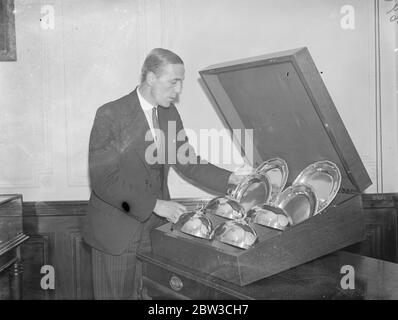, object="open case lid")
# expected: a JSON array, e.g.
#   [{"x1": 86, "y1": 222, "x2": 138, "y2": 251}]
[{"x1": 199, "y1": 47, "x2": 371, "y2": 194}]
